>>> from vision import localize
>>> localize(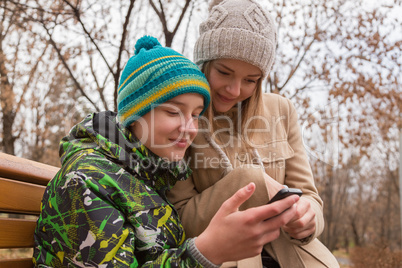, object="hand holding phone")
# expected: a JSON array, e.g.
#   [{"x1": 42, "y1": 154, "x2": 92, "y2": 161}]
[{"x1": 268, "y1": 188, "x2": 302, "y2": 204}]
